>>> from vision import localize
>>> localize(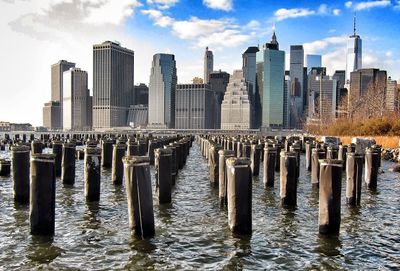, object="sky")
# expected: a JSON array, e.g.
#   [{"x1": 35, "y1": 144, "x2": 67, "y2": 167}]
[{"x1": 1, "y1": 0, "x2": 400, "y2": 126}]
